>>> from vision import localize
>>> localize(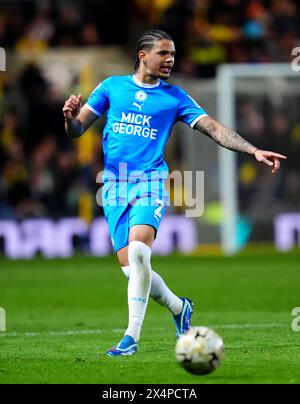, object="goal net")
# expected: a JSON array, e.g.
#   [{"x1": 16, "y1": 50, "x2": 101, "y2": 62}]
[{"x1": 173, "y1": 64, "x2": 300, "y2": 254}]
